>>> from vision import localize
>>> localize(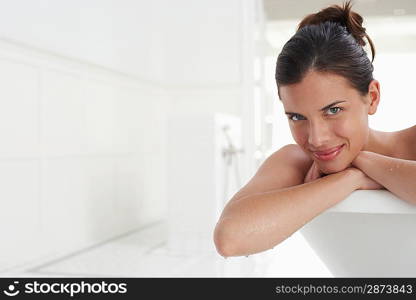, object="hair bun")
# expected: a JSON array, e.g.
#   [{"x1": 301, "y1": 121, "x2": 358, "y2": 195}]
[{"x1": 297, "y1": 0, "x2": 375, "y2": 62}]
